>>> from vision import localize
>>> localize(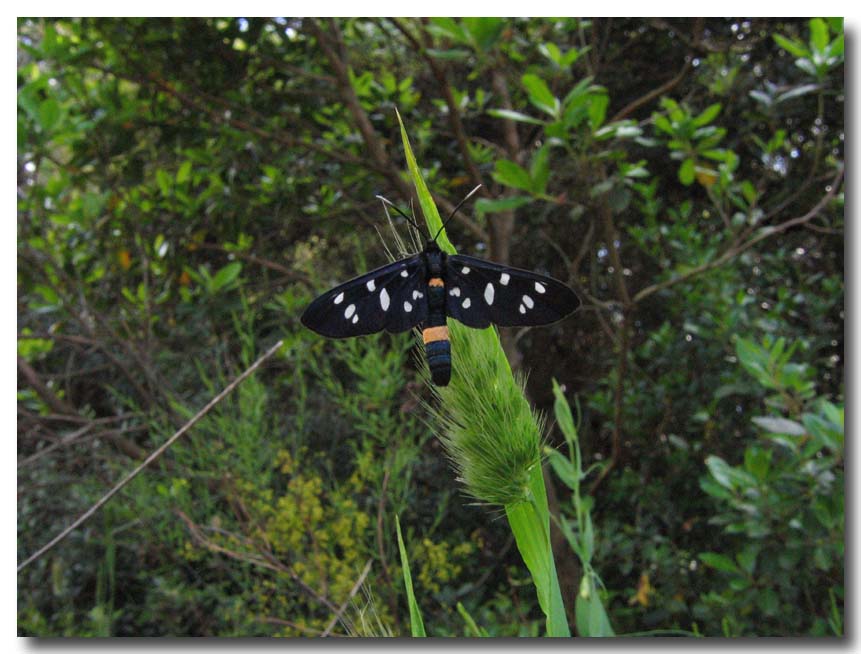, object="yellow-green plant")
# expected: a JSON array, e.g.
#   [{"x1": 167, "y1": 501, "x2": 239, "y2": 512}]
[{"x1": 396, "y1": 112, "x2": 570, "y2": 637}]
